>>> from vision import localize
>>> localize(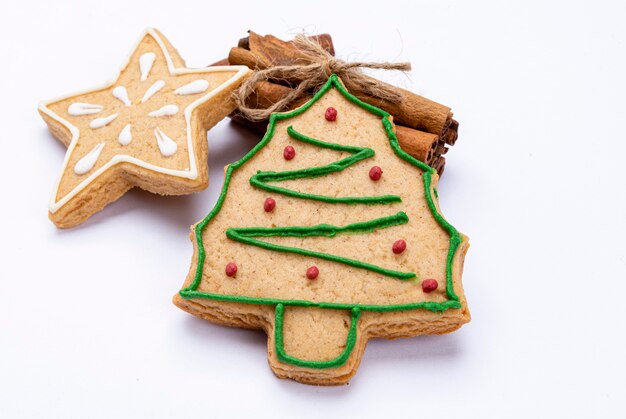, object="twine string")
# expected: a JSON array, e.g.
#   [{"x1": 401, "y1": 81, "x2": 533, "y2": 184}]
[{"x1": 233, "y1": 34, "x2": 411, "y2": 121}]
